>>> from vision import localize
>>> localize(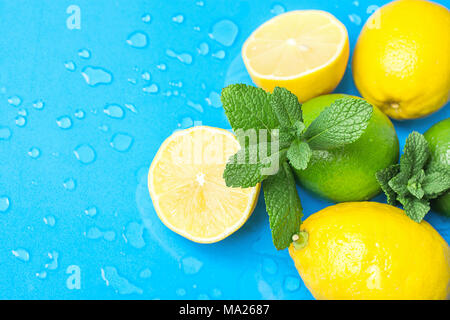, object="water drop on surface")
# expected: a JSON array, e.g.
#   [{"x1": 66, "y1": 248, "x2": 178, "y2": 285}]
[
  {"x1": 157, "y1": 64, "x2": 167, "y2": 71},
  {"x1": 262, "y1": 257, "x2": 278, "y2": 275},
  {"x1": 45, "y1": 251, "x2": 59, "y2": 270},
  {"x1": 18, "y1": 108, "x2": 27, "y2": 116},
  {"x1": 56, "y1": 116, "x2": 72, "y2": 129},
  {"x1": 206, "y1": 91, "x2": 221, "y2": 108},
  {"x1": 43, "y1": 215, "x2": 56, "y2": 226},
  {"x1": 139, "y1": 268, "x2": 152, "y2": 279},
  {"x1": 103, "y1": 104, "x2": 124, "y2": 119},
  {"x1": 142, "y1": 84, "x2": 159, "y2": 94},
  {"x1": 36, "y1": 271, "x2": 47, "y2": 279},
  {"x1": 209, "y1": 20, "x2": 238, "y2": 46},
  {"x1": 81, "y1": 66, "x2": 113, "y2": 86},
  {"x1": 348, "y1": 13, "x2": 362, "y2": 25},
  {"x1": 172, "y1": 14, "x2": 184, "y2": 23},
  {"x1": 64, "y1": 61, "x2": 76, "y2": 71},
  {"x1": 126, "y1": 31, "x2": 148, "y2": 48},
  {"x1": 74, "y1": 109, "x2": 85, "y2": 119},
  {"x1": 110, "y1": 133, "x2": 133, "y2": 152},
  {"x1": 124, "y1": 103, "x2": 137, "y2": 113},
  {"x1": 12, "y1": 249, "x2": 30, "y2": 262},
  {"x1": 101, "y1": 266, "x2": 143, "y2": 295},
  {"x1": 15, "y1": 116, "x2": 26, "y2": 127},
  {"x1": 0, "y1": 196, "x2": 10, "y2": 212},
  {"x1": 78, "y1": 49, "x2": 91, "y2": 59},
  {"x1": 124, "y1": 222, "x2": 145, "y2": 248},
  {"x1": 84, "y1": 206, "x2": 98, "y2": 217},
  {"x1": 196, "y1": 1, "x2": 204, "y2": 6},
  {"x1": 212, "y1": 50, "x2": 226, "y2": 59},
  {"x1": 8, "y1": 95, "x2": 22, "y2": 107},
  {"x1": 28, "y1": 147, "x2": 41, "y2": 159},
  {"x1": 63, "y1": 178, "x2": 76, "y2": 191},
  {"x1": 166, "y1": 49, "x2": 193, "y2": 64},
  {"x1": 141, "y1": 13, "x2": 151, "y2": 23},
  {"x1": 270, "y1": 4, "x2": 286, "y2": 15},
  {"x1": 181, "y1": 256, "x2": 203, "y2": 275},
  {"x1": 0, "y1": 127, "x2": 12, "y2": 140},
  {"x1": 32, "y1": 100, "x2": 44, "y2": 110},
  {"x1": 284, "y1": 276, "x2": 300, "y2": 292},
  {"x1": 197, "y1": 42, "x2": 209, "y2": 55},
  {"x1": 74, "y1": 144, "x2": 96, "y2": 164},
  {"x1": 187, "y1": 101, "x2": 203, "y2": 113},
  {"x1": 141, "y1": 71, "x2": 151, "y2": 81}
]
